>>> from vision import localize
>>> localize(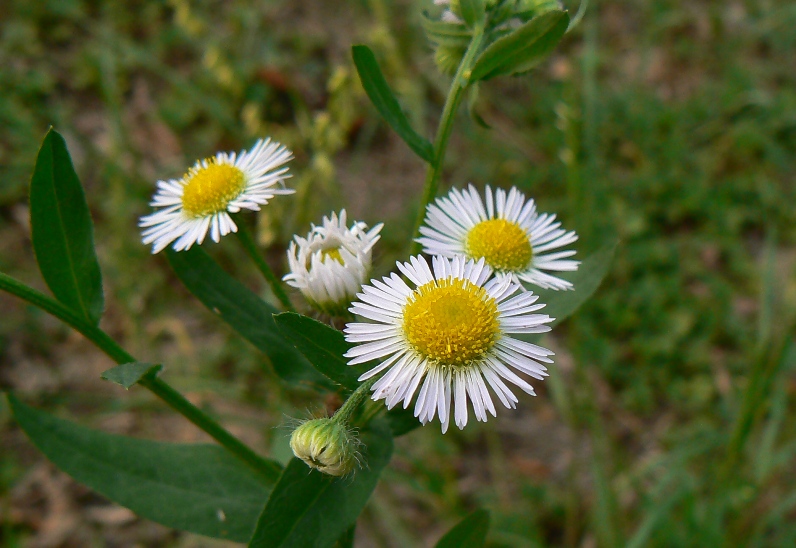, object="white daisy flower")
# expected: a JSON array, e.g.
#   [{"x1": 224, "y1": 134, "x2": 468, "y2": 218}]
[
  {"x1": 283, "y1": 210, "x2": 383, "y2": 316},
  {"x1": 344, "y1": 254, "x2": 555, "y2": 432},
  {"x1": 417, "y1": 184, "x2": 579, "y2": 290},
  {"x1": 140, "y1": 138, "x2": 293, "y2": 253}
]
